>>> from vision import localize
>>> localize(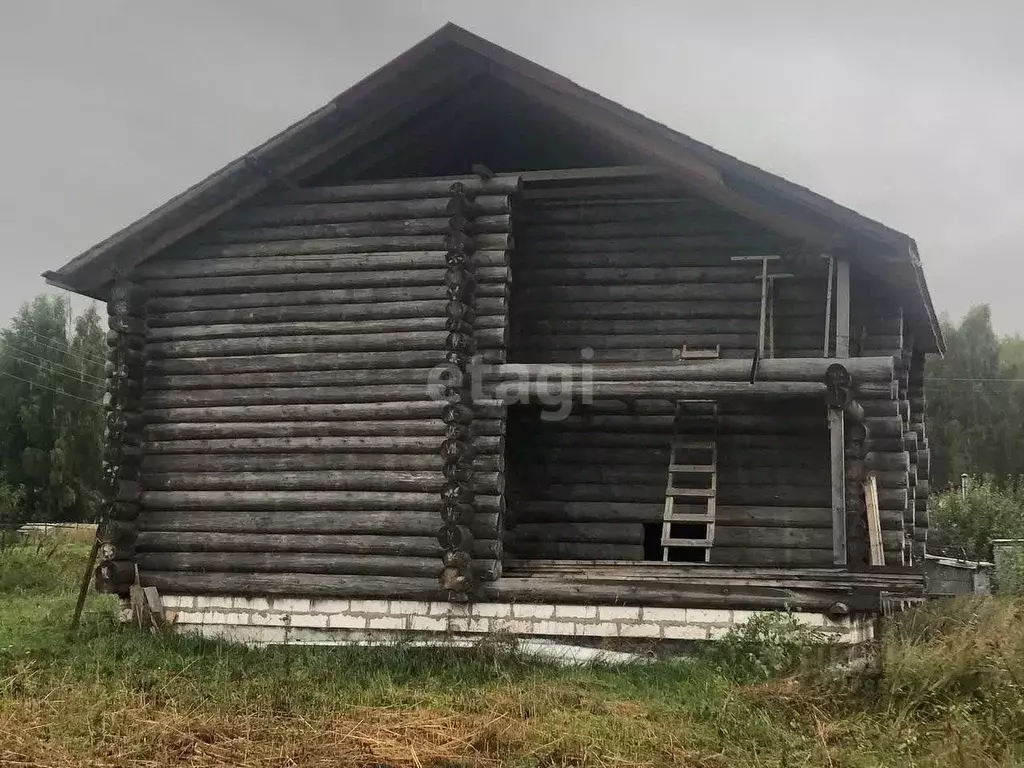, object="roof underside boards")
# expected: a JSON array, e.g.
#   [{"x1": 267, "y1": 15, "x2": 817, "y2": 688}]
[{"x1": 44, "y1": 23, "x2": 942, "y2": 353}]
